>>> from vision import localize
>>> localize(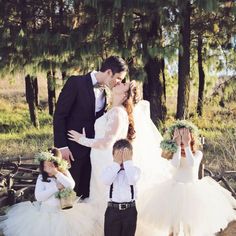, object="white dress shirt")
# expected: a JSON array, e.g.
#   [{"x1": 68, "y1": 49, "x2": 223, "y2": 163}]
[
  {"x1": 90, "y1": 71, "x2": 106, "y2": 113},
  {"x1": 101, "y1": 160, "x2": 141, "y2": 203}
]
